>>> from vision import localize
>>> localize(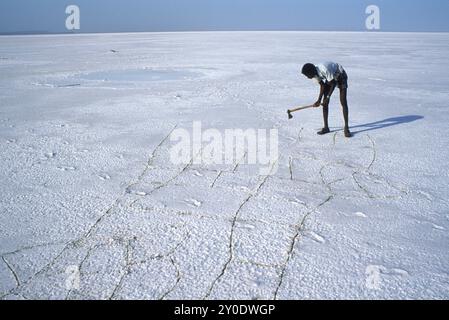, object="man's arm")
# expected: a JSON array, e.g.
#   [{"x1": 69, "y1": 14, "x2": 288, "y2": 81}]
[
  {"x1": 322, "y1": 80, "x2": 336, "y2": 106},
  {"x1": 314, "y1": 82, "x2": 325, "y2": 107}
]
